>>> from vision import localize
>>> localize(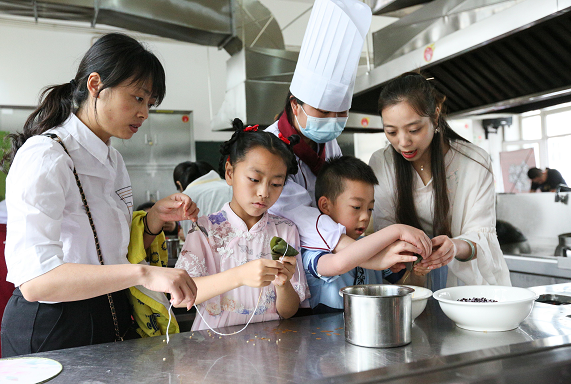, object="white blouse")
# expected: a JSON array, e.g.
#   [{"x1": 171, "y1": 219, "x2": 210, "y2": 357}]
[
  {"x1": 265, "y1": 121, "x2": 346, "y2": 252},
  {"x1": 369, "y1": 140, "x2": 511, "y2": 287},
  {"x1": 5, "y1": 114, "x2": 133, "y2": 289}
]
